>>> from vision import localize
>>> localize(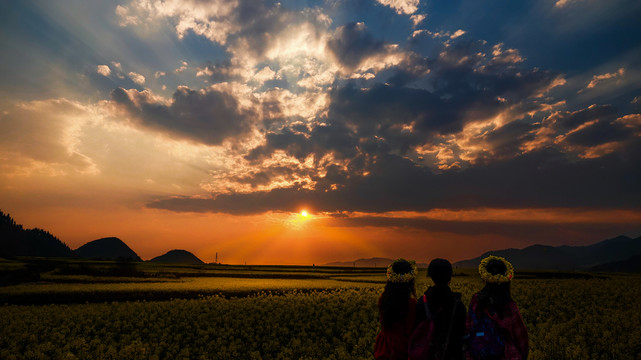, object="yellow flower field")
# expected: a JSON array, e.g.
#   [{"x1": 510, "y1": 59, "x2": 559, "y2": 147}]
[{"x1": 0, "y1": 264, "x2": 639, "y2": 359}]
